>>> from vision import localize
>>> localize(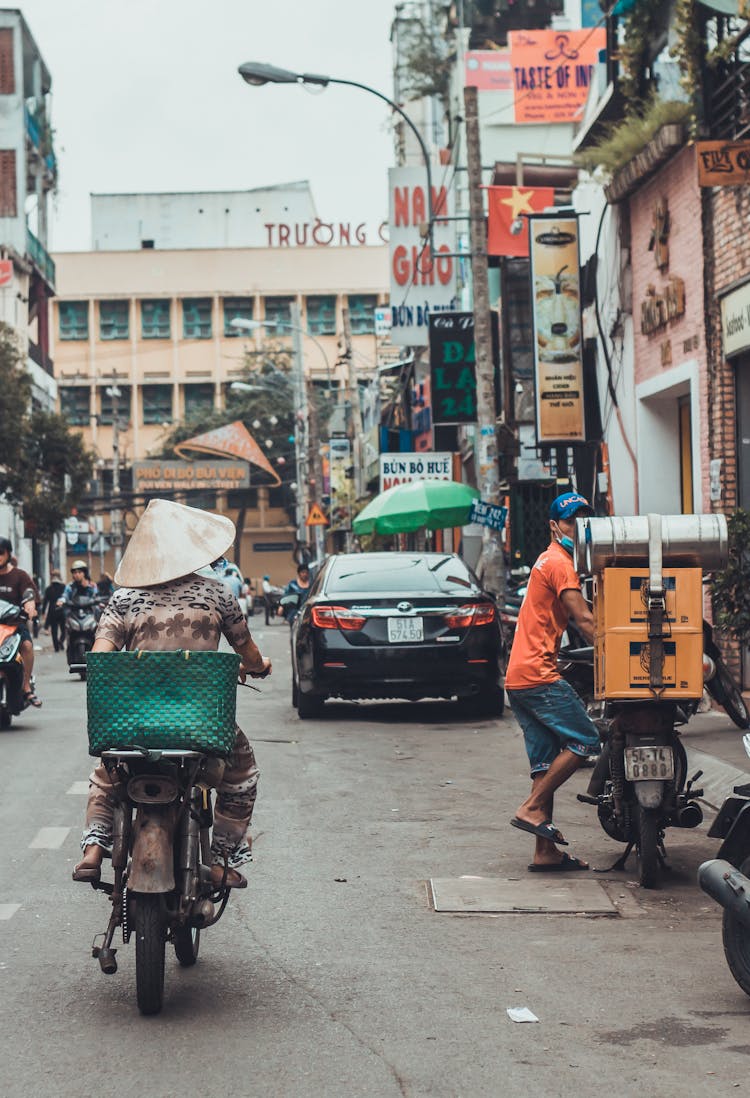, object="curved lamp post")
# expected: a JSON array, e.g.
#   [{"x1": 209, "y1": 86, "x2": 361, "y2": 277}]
[
  {"x1": 237, "y1": 61, "x2": 436, "y2": 252},
  {"x1": 230, "y1": 316, "x2": 333, "y2": 391}
]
